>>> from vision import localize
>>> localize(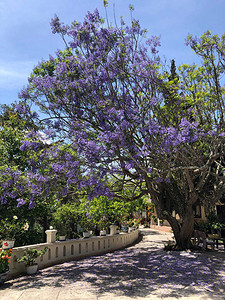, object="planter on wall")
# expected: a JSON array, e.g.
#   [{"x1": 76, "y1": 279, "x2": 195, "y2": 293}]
[
  {"x1": 2, "y1": 240, "x2": 15, "y2": 249},
  {"x1": 100, "y1": 230, "x2": 106, "y2": 236},
  {"x1": 83, "y1": 232, "x2": 90, "y2": 238},
  {"x1": 59, "y1": 235, "x2": 66, "y2": 241}
]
